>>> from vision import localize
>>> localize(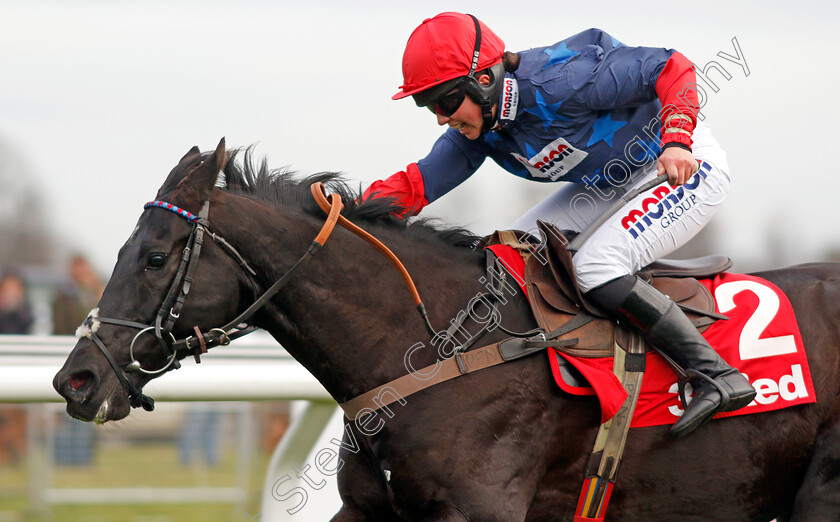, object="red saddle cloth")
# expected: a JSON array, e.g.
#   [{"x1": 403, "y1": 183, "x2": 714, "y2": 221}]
[{"x1": 487, "y1": 245, "x2": 817, "y2": 428}]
